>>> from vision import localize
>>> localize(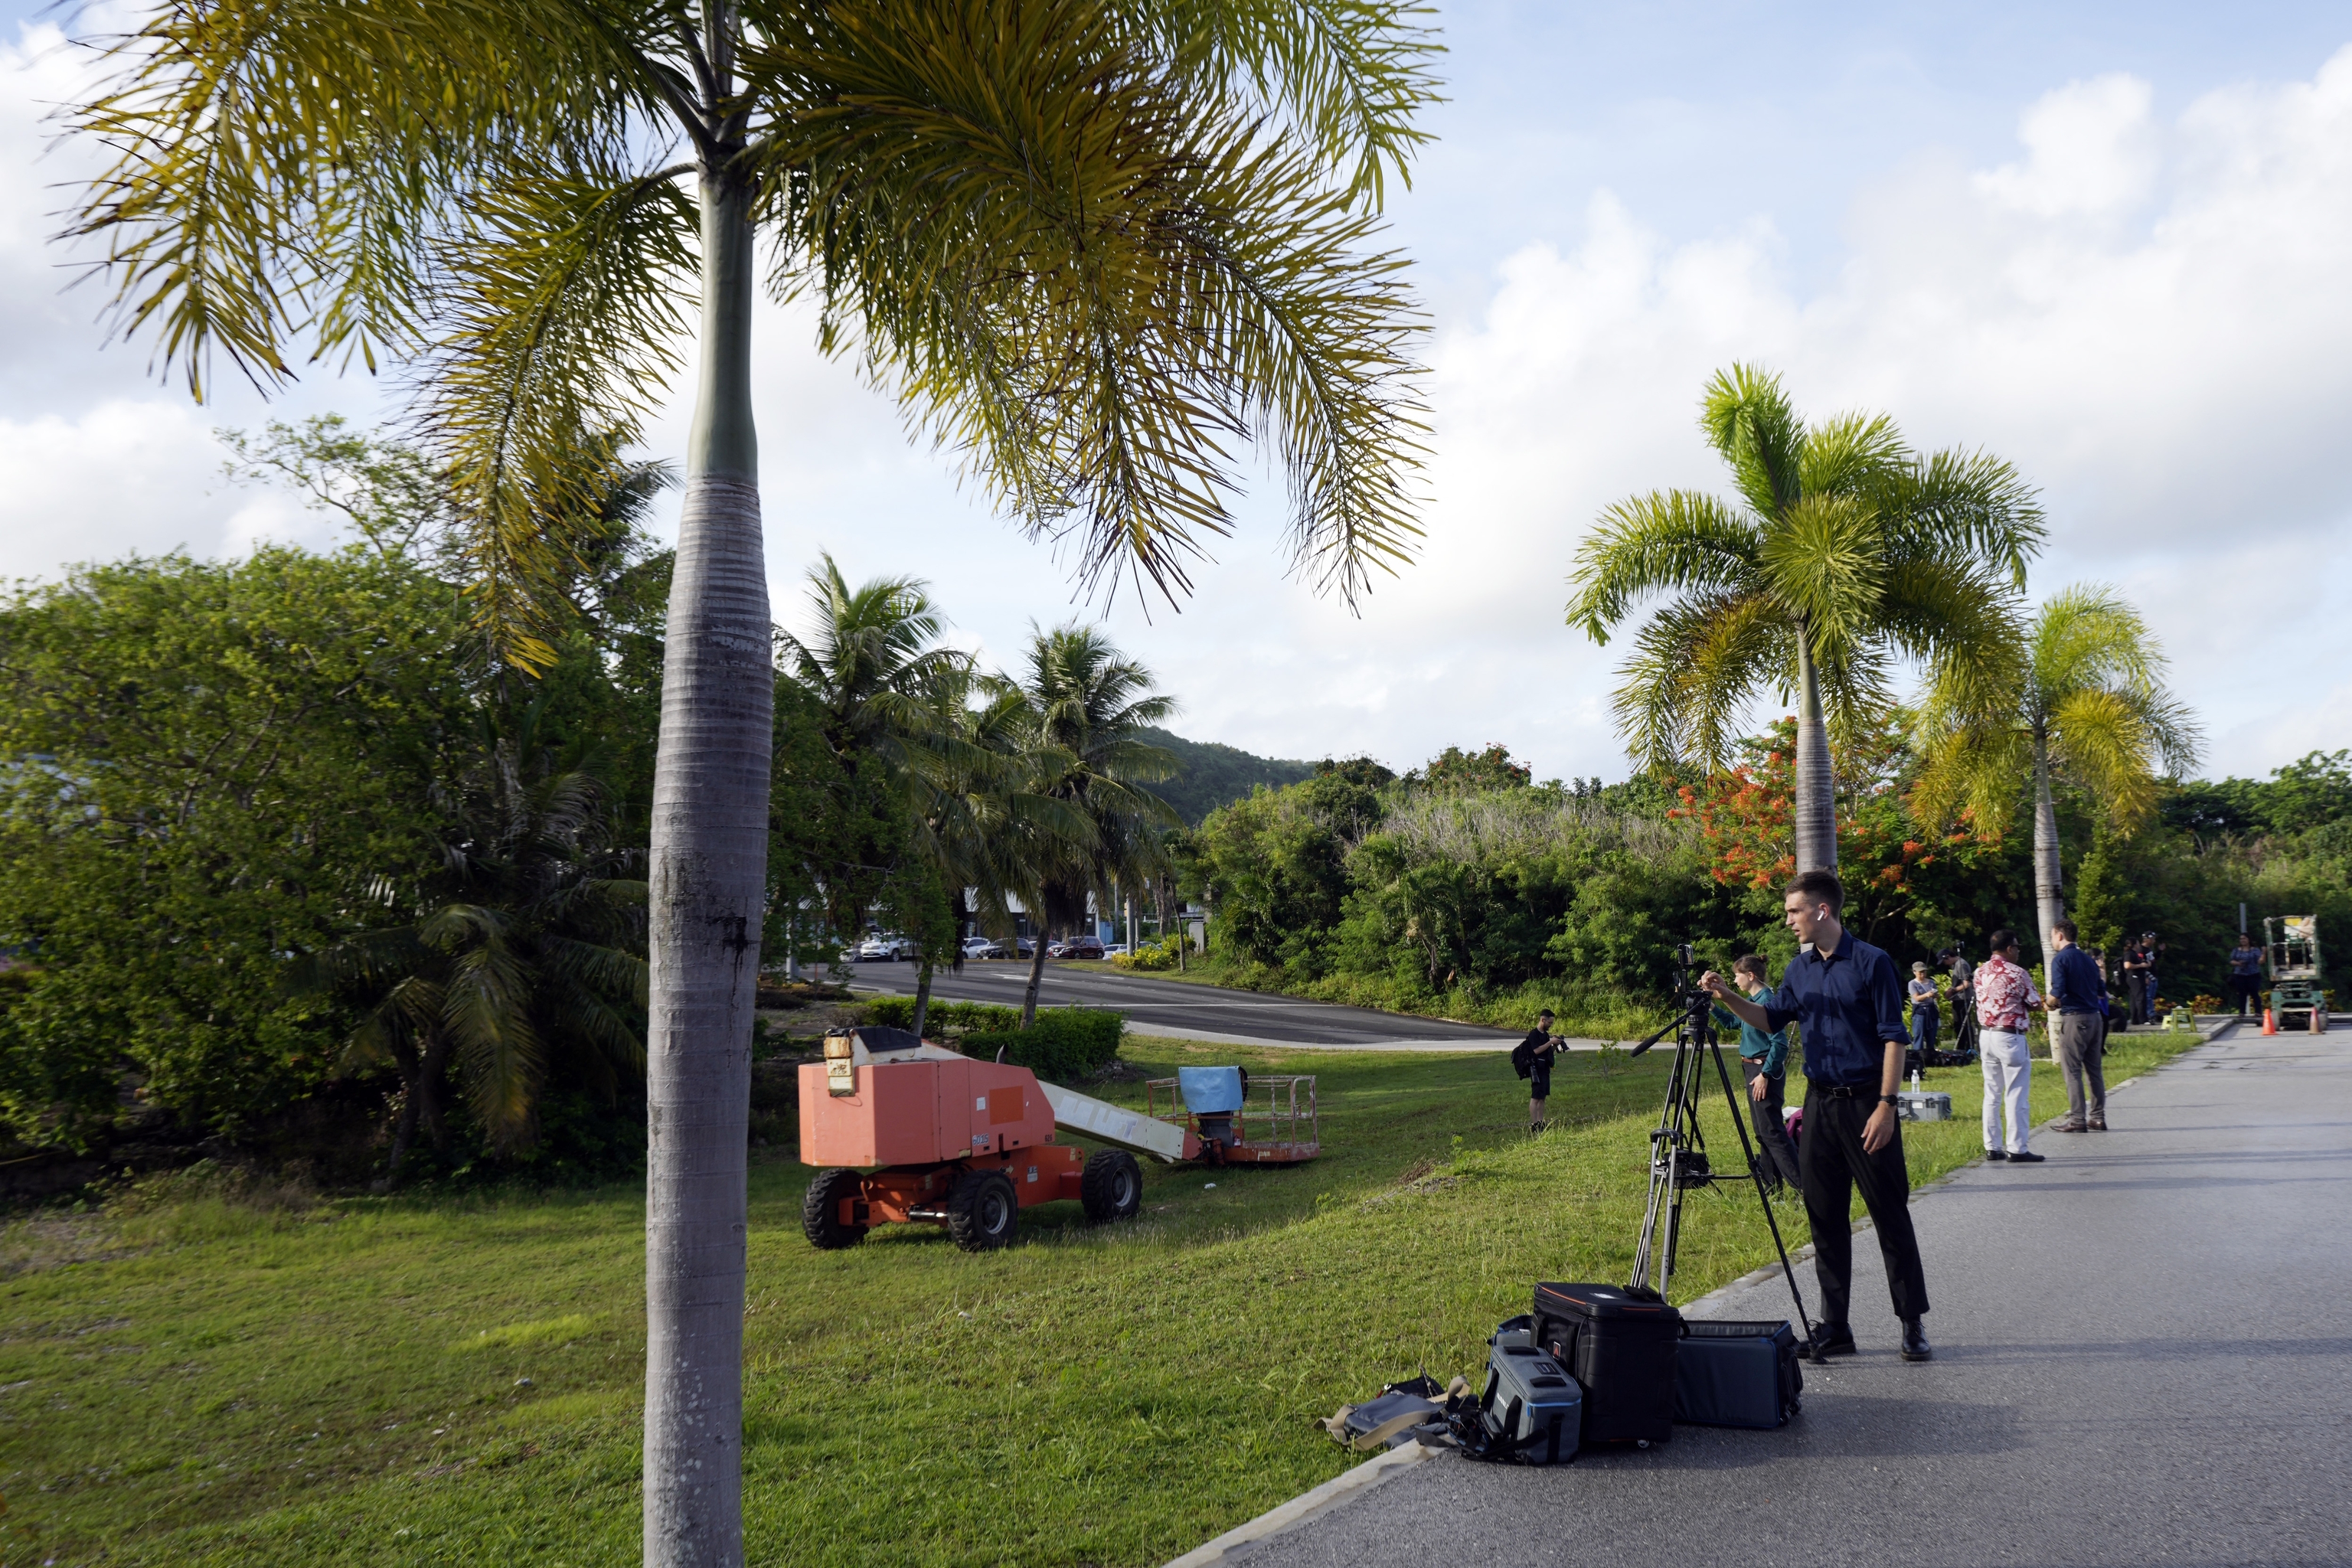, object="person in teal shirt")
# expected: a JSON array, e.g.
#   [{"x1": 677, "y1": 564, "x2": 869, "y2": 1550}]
[{"x1": 1713, "y1": 953, "x2": 1800, "y2": 1194}]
